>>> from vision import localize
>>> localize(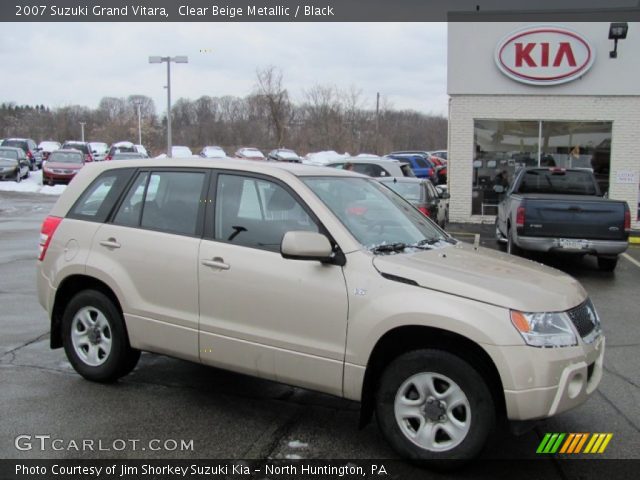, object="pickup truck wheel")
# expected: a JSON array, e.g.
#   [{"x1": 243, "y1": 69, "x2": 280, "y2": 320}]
[
  {"x1": 507, "y1": 230, "x2": 521, "y2": 256},
  {"x1": 62, "y1": 290, "x2": 140, "y2": 382},
  {"x1": 494, "y1": 219, "x2": 507, "y2": 245},
  {"x1": 375, "y1": 350, "x2": 495, "y2": 463},
  {"x1": 597, "y1": 256, "x2": 618, "y2": 272}
]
